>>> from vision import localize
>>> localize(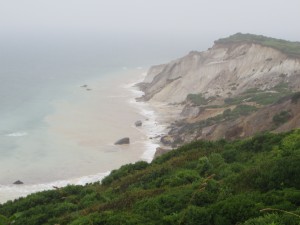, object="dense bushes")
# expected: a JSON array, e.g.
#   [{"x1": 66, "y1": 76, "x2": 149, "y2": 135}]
[{"x1": 0, "y1": 130, "x2": 300, "y2": 224}]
